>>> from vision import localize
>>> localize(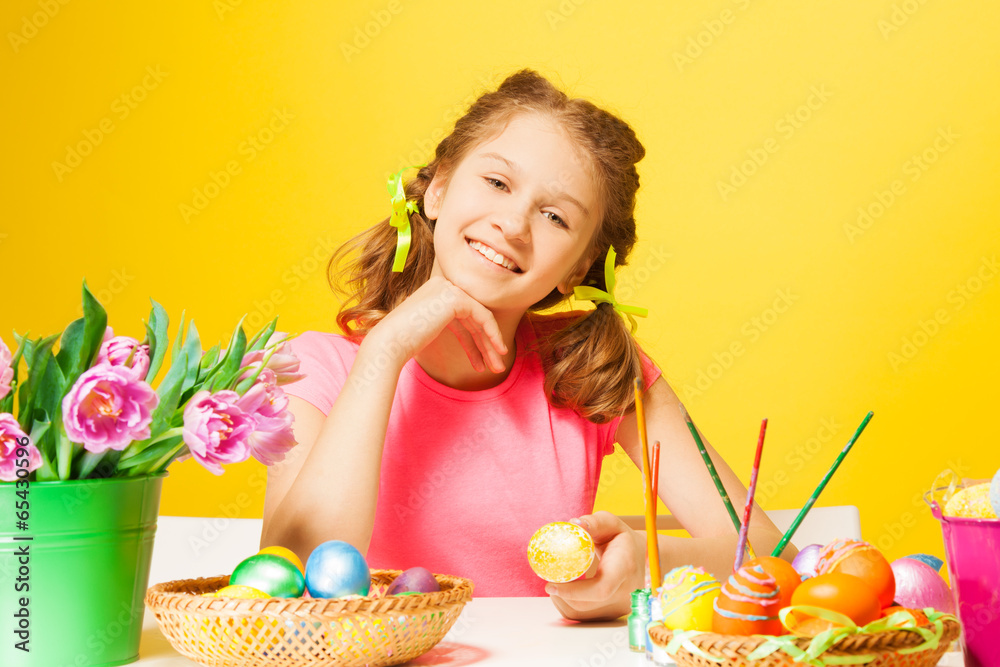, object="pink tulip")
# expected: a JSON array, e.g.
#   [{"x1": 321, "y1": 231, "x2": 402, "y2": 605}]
[
  {"x1": 240, "y1": 332, "x2": 304, "y2": 385},
  {"x1": 97, "y1": 335, "x2": 151, "y2": 381},
  {"x1": 0, "y1": 413, "x2": 41, "y2": 482},
  {"x1": 62, "y1": 366, "x2": 159, "y2": 454},
  {"x1": 0, "y1": 337, "x2": 13, "y2": 401},
  {"x1": 182, "y1": 390, "x2": 256, "y2": 475},
  {"x1": 236, "y1": 369, "x2": 296, "y2": 465}
]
